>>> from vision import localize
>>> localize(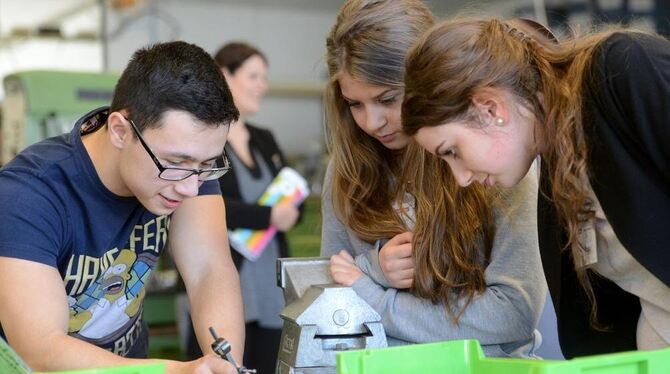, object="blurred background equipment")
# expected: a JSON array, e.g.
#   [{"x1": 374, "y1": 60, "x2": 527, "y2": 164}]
[
  {"x1": 515, "y1": 0, "x2": 670, "y2": 37},
  {"x1": 1, "y1": 70, "x2": 118, "y2": 164}
]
